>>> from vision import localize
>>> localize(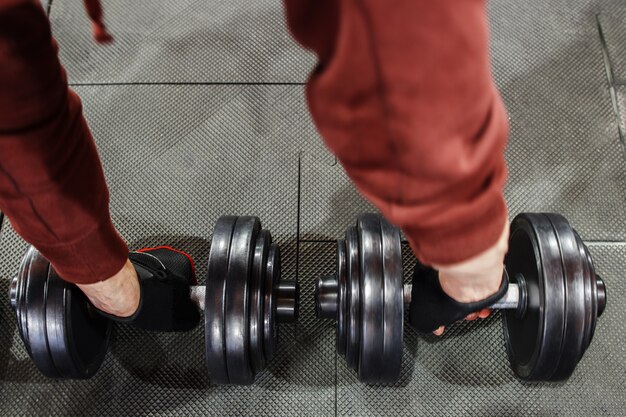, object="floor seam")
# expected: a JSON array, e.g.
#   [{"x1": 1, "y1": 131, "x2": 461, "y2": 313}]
[{"x1": 595, "y1": 13, "x2": 626, "y2": 158}]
